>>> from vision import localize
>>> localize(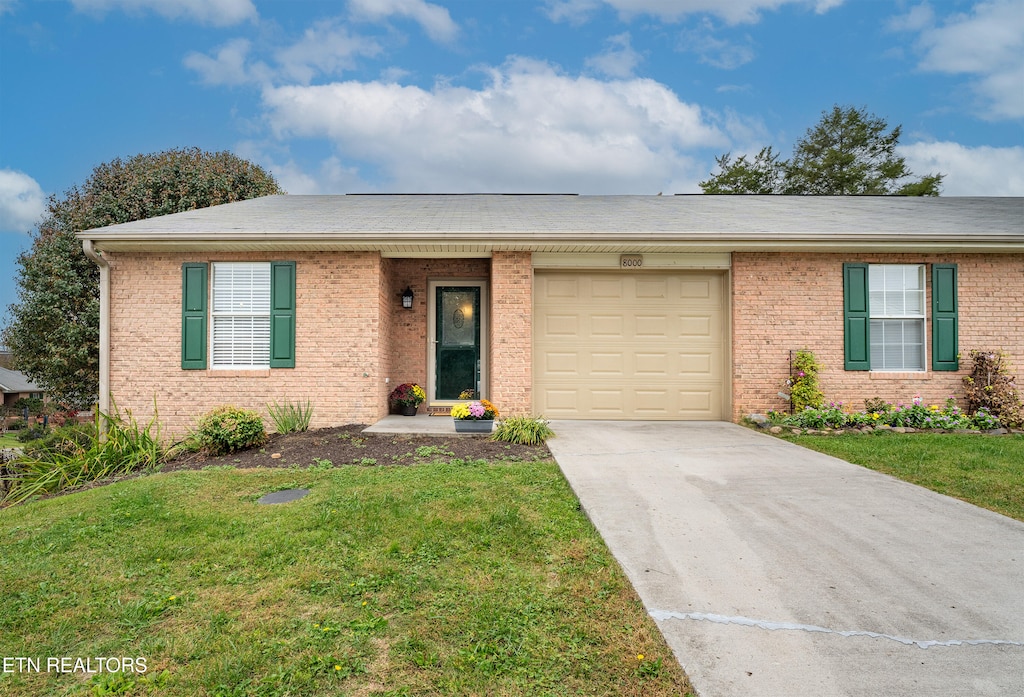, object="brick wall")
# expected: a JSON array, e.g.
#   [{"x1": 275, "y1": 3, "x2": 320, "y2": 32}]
[
  {"x1": 732, "y1": 252, "x2": 1024, "y2": 420},
  {"x1": 489, "y1": 251, "x2": 533, "y2": 416},
  {"x1": 107, "y1": 251, "x2": 385, "y2": 437}
]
